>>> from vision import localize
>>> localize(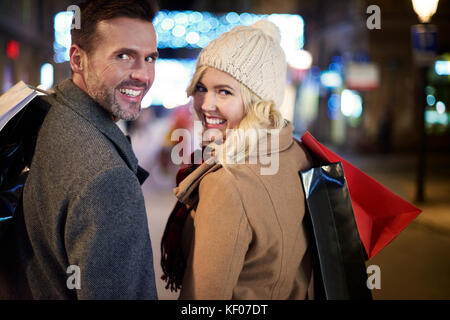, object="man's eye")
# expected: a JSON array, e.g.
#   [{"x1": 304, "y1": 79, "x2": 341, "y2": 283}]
[
  {"x1": 118, "y1": 53, "x2": 130, "y2": 60},
  {"x1": 145, "y1": 56, "x2": 155, "y2": 63}
]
